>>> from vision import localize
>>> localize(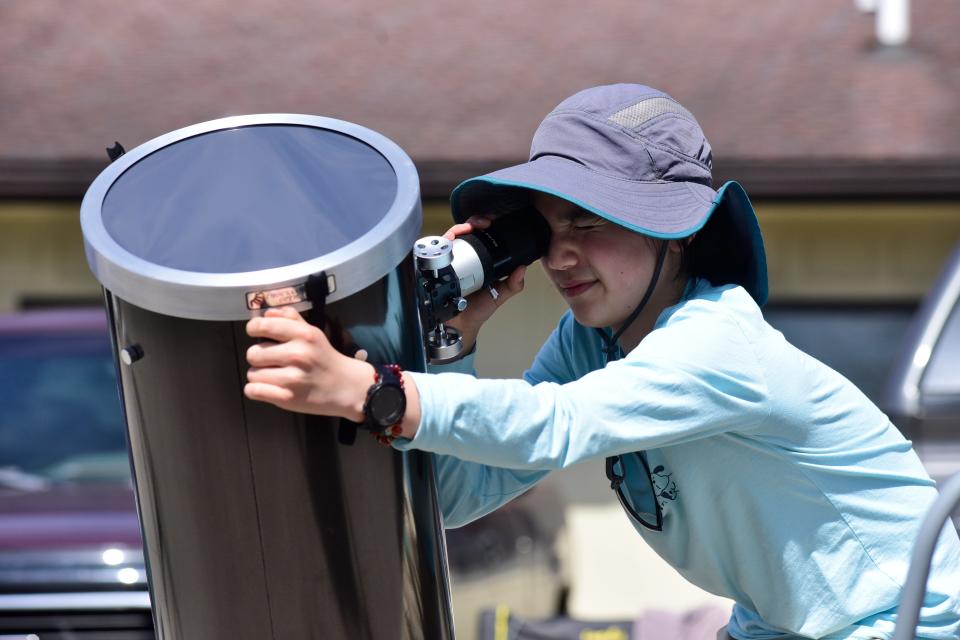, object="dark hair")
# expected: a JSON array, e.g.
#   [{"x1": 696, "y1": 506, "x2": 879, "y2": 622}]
[
  {"x1": 642, "y1": 235, "x2": 695, "y2": 282},
  {"x1": 676, "y1": 237, "x2": 696, "y2": 281}
]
